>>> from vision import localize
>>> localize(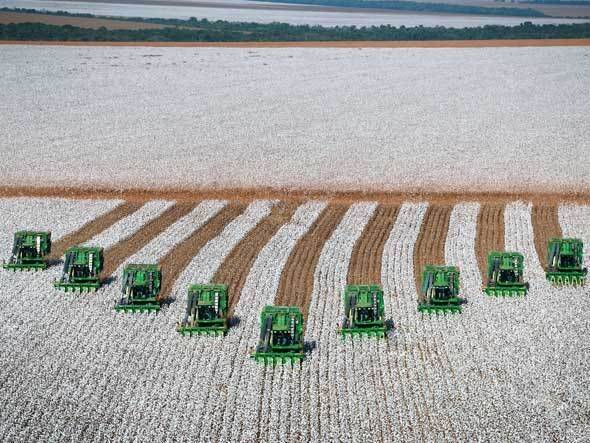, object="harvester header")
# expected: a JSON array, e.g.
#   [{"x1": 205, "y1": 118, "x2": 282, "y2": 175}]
[
  {"x1": 177, "y1": 284, "x2": 229, "y2": 335},
  {"x1": 54, "y1": 246, "x2": 103, "y2": 292},
  {"x1": 339, "y1": 284, "x2": 388, "y2": 338},
  {"x1": 3, "y1": 231, "x2": 51, "y2": 271},
  {"x1": 252, "y1": 306, "x2": 304, "y2": 365}
]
